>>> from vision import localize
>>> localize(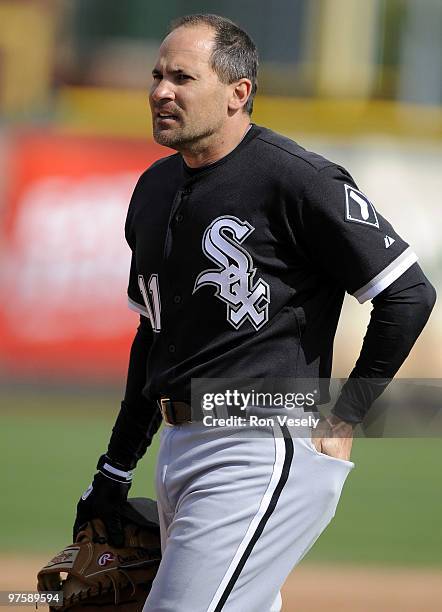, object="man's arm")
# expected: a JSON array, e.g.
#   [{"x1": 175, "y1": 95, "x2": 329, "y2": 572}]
[
  {"x1": 333, "y1": 263, "x2": 436, "y2": 423},
  {"x1": 297, "y1": 164, "x2": 436, "y2": 458},
  {"x1": 73, "y1": 315, "x2": 161, "y2": 545},
  {"x1": 106, "y1": 315, "x2": 162, "y2": 468},
  {"x1": 316, "y1": 263, "x2": 436, "y2": 459}
]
